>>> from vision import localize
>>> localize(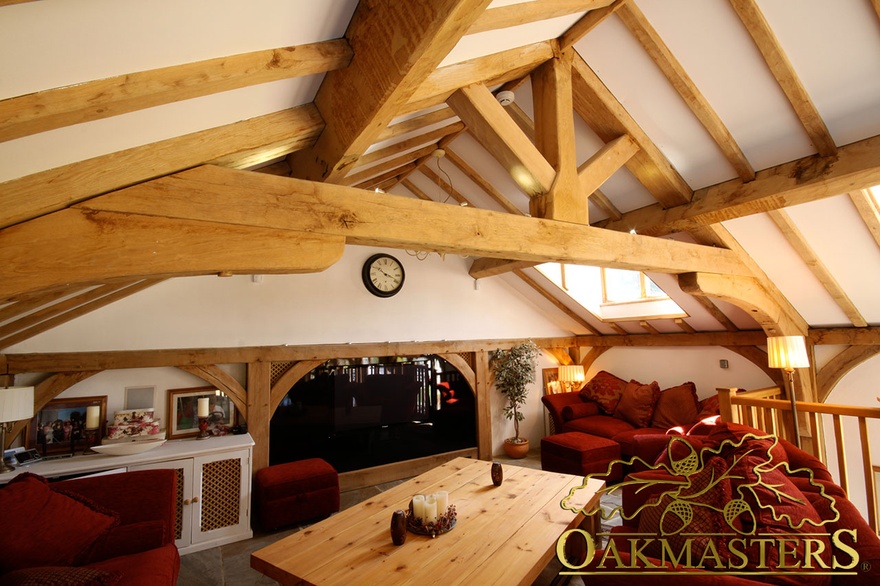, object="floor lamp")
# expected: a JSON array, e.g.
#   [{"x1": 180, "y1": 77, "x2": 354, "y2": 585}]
[
  {"x1": 767, "y1": 336, "x2": 810, "y2": 449},
  {"x1": 1, "y1": 386, "x2": 35, "y2": 473}
]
